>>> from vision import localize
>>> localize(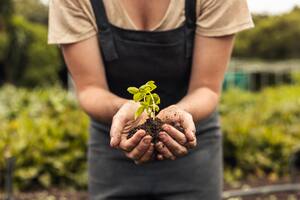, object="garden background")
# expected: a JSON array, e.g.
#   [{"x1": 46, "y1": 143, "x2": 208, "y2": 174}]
[{"x1": 1, "y1": 0, "x2": 300, "y2": 199}]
